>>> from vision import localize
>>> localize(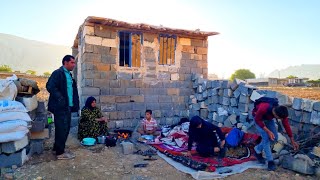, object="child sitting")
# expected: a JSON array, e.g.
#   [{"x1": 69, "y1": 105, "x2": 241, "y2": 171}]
[{"x1": 138, "y1": 109, "x2": 160, "y2": 136}]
